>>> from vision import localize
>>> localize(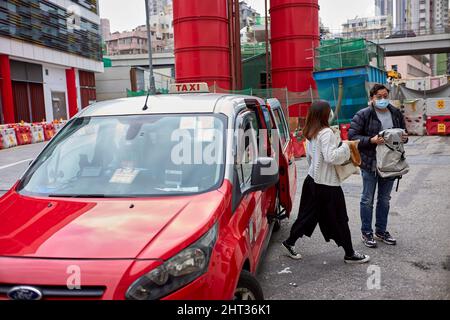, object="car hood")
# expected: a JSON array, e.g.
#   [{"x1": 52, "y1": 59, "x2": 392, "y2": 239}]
[{"x1": 0, "y1": 190, "x2": 226, "y2": 260}]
